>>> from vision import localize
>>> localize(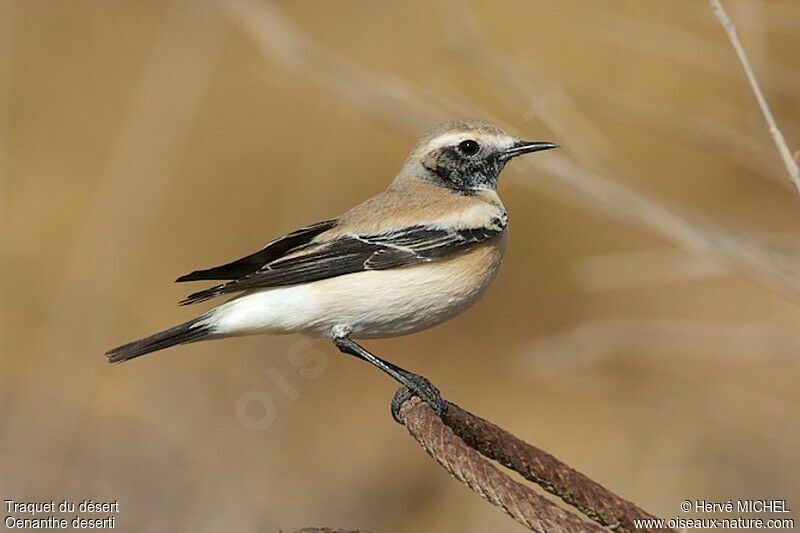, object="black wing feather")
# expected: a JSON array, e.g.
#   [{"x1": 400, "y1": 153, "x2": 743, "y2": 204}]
[
  {"x1": 180, "y1": 215, "x2": 507, "y2": 306},
  {"x1": 175, "y1": 219, "x2": 337, "y2": 282}
]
